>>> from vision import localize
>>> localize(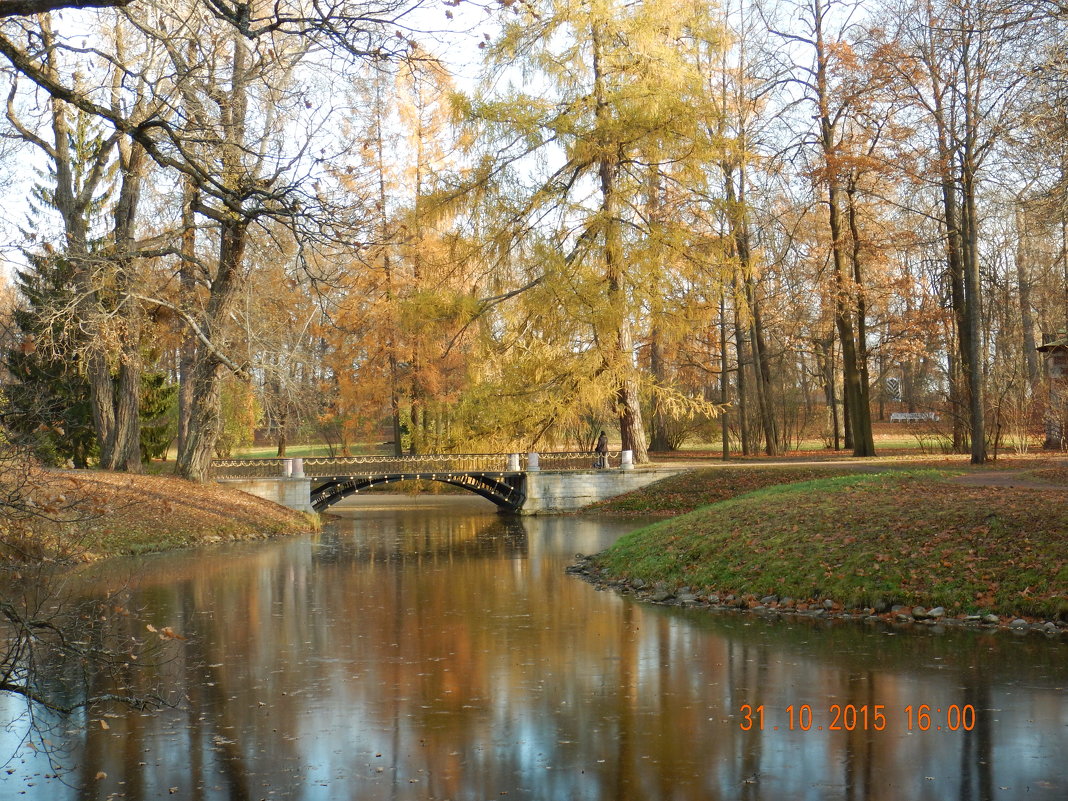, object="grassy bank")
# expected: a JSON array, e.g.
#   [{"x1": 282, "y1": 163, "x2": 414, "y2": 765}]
[
  {"x1": 585, "y1": 465, "x2": 879, "y2": 516},
  {"x1": 2, "y1": 469, "x2": 317, "y2": 562},
  {"x1": 590, "y1": 469, "x2": 1068, "y2": 620}
]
